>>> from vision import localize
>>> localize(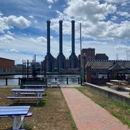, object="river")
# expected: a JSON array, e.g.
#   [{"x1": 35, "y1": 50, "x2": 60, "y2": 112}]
[{"x1": 0, "y1": 74, "x2": 81, "y2": 86}]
